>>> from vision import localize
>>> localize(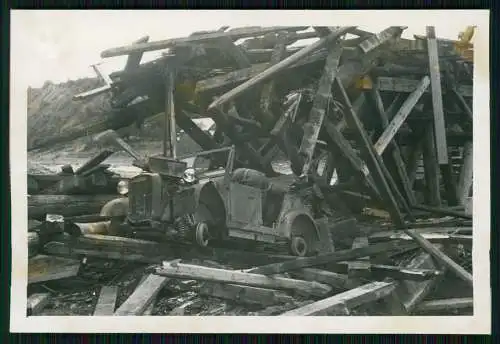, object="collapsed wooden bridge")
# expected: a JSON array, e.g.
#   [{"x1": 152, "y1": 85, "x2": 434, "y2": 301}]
[{"x1": 27, "y1": 25, "x2": 475, "y2": 316}]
